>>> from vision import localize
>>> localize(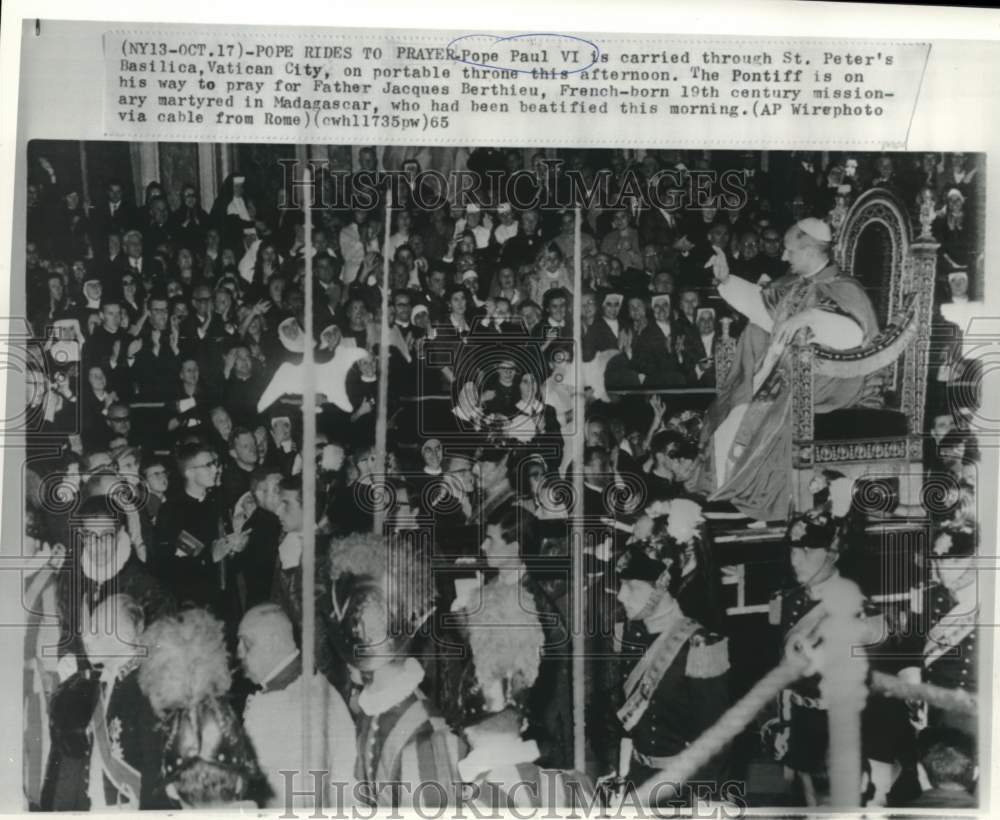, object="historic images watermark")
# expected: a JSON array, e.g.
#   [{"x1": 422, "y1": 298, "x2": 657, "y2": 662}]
[
  {"x1": 277, "y1": 159, "x2": 752, "y2": 214},
  {"x1": 275, "y1": 771, "x2": 749, "y2": 818}
]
